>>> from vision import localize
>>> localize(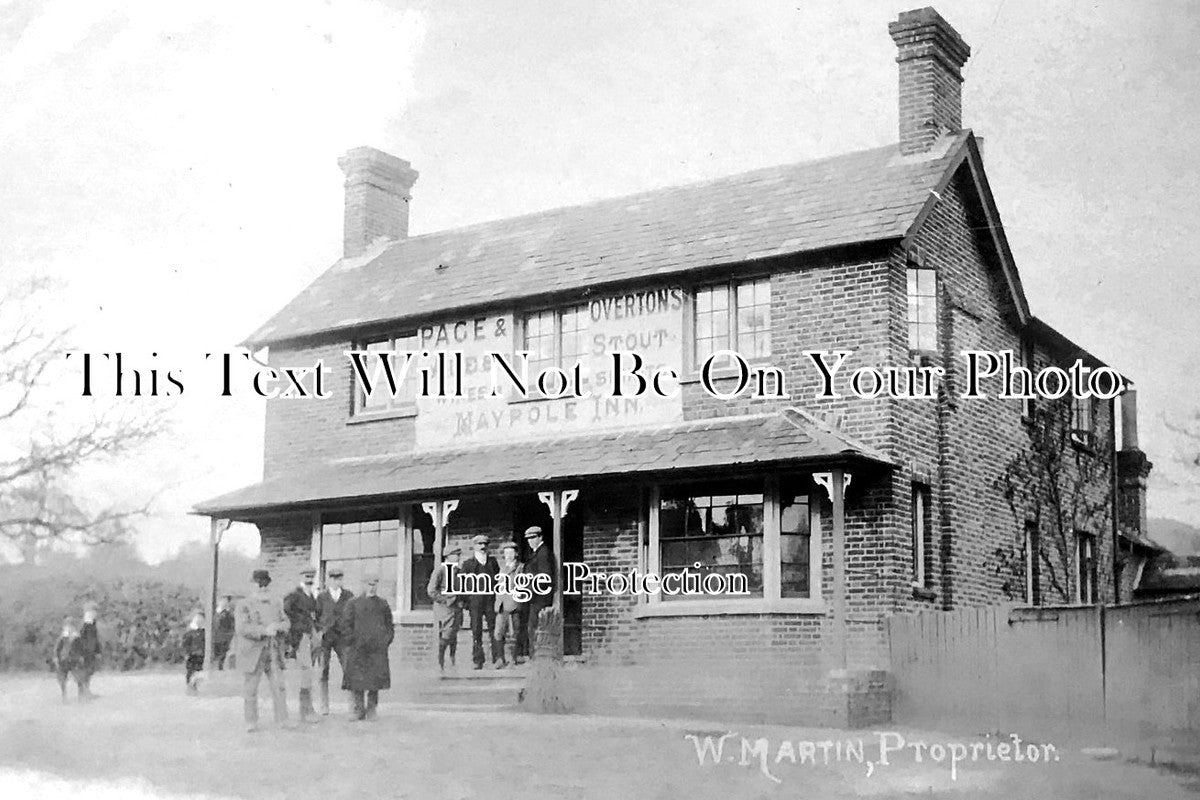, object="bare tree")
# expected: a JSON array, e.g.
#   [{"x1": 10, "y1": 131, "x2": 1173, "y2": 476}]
[
  {"x1": 0, "y1": 277, "x2": 167, "y2": 556},
  {"x1": 993, "y1": 398, "x2": 1112, "y2": 603}
]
